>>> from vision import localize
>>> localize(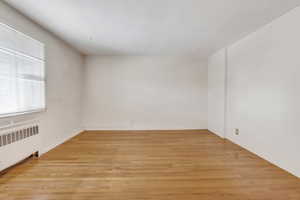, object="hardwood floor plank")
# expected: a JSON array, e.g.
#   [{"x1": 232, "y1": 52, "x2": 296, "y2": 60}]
[{"x1": 0, "y1": 130, "x2": 299, "y2": 200}]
